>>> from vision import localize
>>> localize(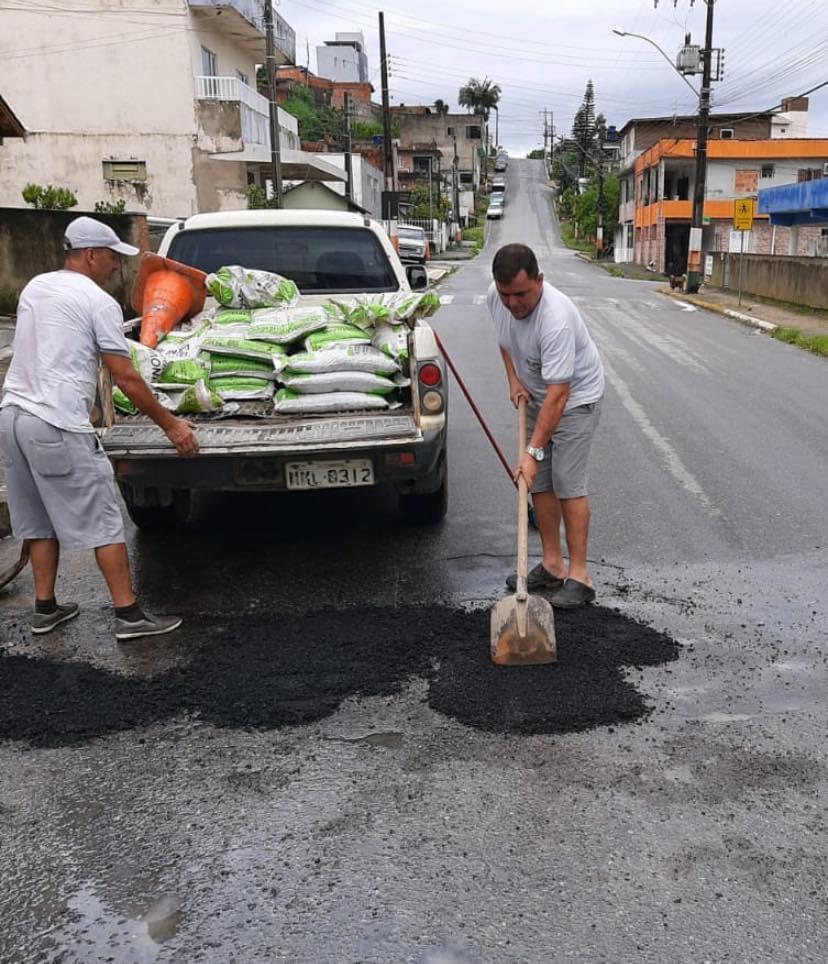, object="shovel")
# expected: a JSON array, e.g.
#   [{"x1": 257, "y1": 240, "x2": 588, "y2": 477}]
[
  {"x1": 0, "y1": 540, "x2": 30, "y2": 592},
  {"x1": 490, "y1": 398, "x2": 556, "y2": 666}
]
